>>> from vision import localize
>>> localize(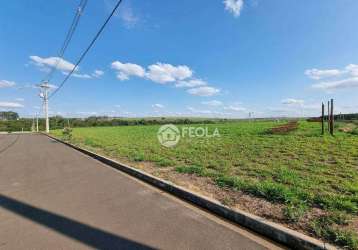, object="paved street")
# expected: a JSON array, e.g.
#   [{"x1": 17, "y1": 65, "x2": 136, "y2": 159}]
[{"x1": 0, "y1": 134, "x2": 284, "y2": 250}]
